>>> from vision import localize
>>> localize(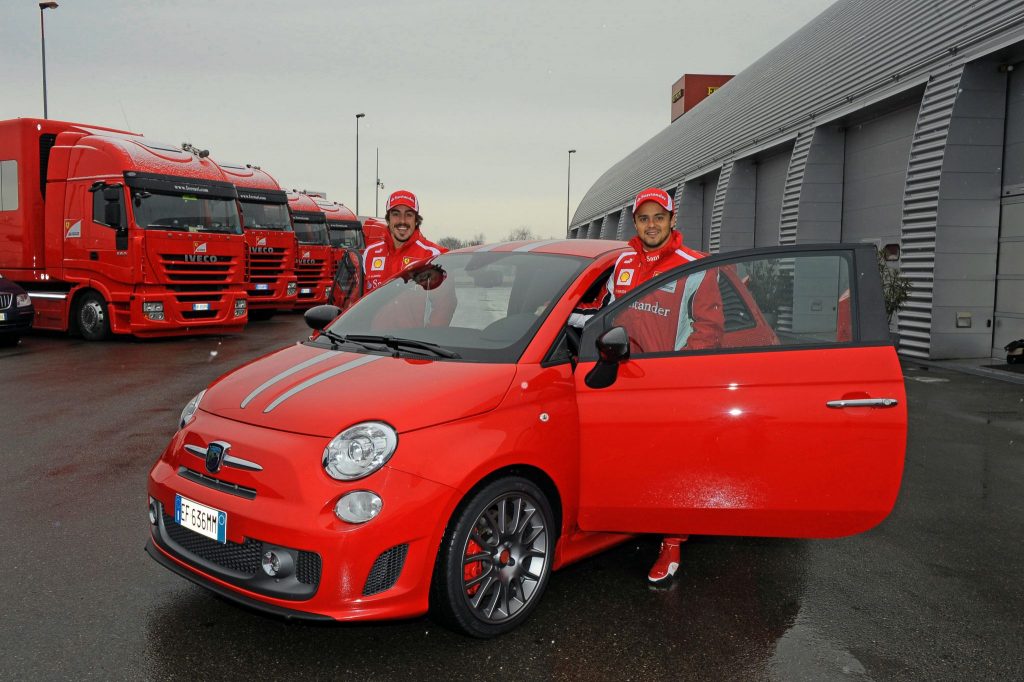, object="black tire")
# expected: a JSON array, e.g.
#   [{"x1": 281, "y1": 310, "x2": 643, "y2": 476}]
[
  {"x1": 76, "y1": 291, "x2": 111, "y2": 341},
  {"x1": 430, "y1": 476, "x2": 554, "y2": 638}
]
